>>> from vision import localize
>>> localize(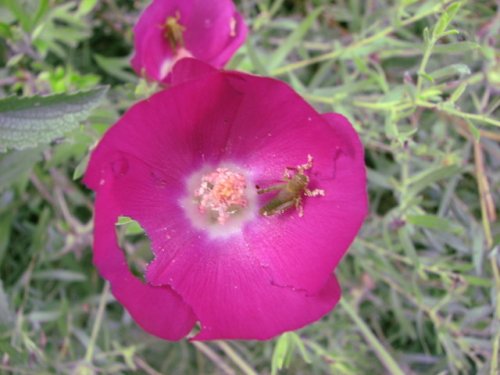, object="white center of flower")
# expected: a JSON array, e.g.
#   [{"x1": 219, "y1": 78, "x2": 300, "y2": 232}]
[
  {"x1": 183, "y1": 164, "x2": 256, "y2": 237},
  {"x1": 195, "y1": 168, "x2": 247, "y2": 224}
]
